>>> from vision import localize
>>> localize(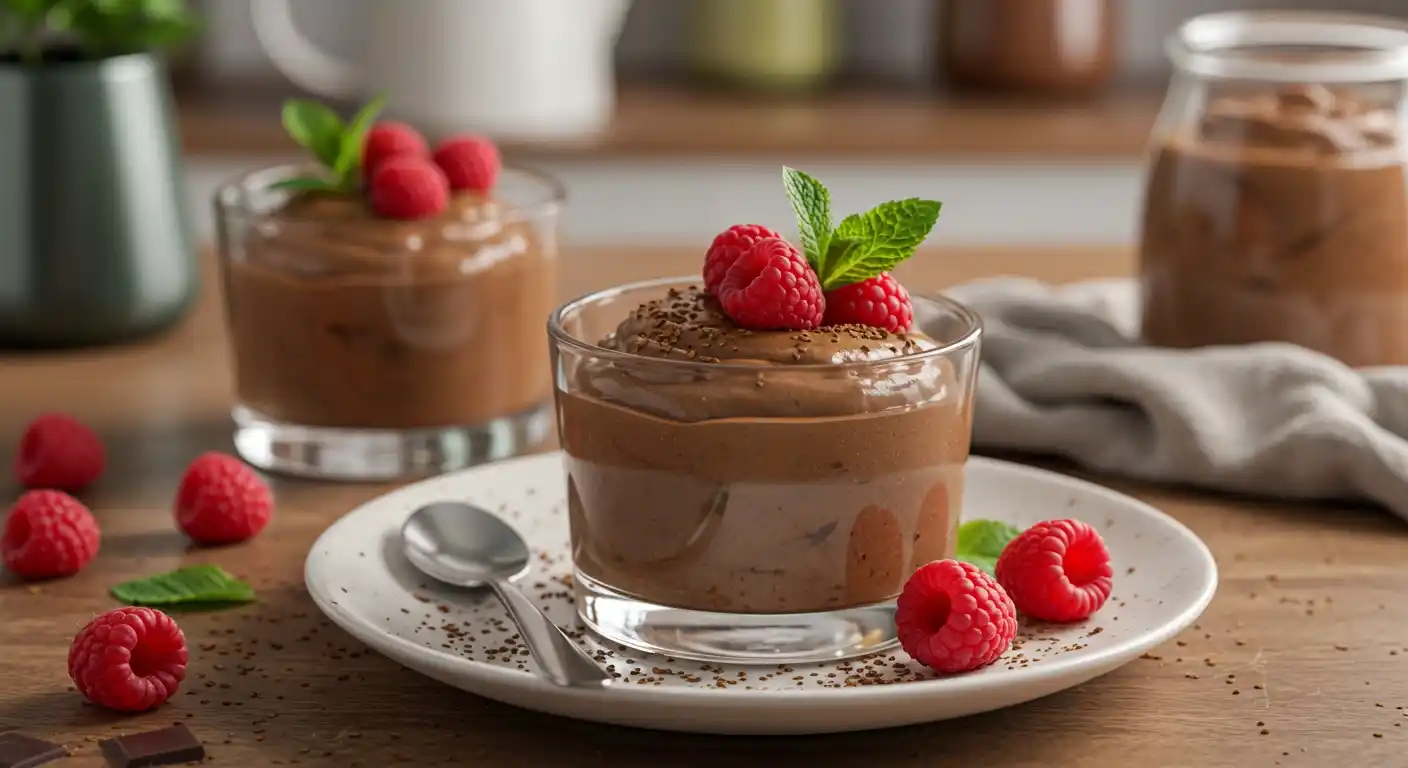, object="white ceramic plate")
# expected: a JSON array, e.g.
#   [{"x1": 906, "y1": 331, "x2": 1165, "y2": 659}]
[{"x1": 305, "y1": 453, "x2": 1217, "y2": 735}]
